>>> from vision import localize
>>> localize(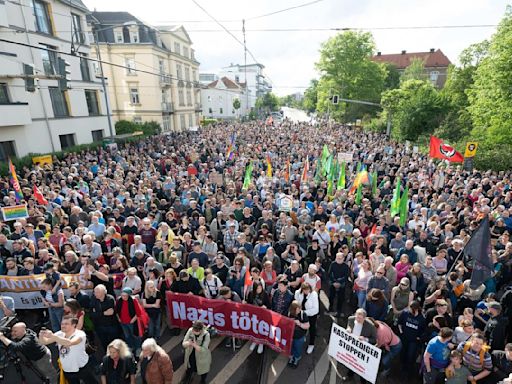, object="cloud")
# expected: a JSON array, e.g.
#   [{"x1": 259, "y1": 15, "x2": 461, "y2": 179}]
[{"x1": 84, "y1": 0, "x2": 506, "y2": 95}]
